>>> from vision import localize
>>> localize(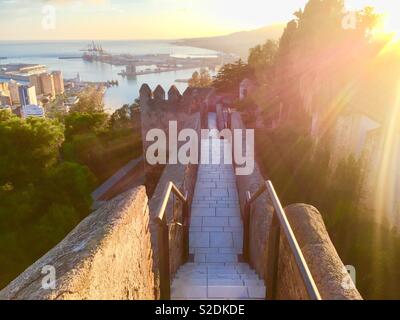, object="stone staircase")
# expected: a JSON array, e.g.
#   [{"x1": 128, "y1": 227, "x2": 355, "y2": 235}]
[
  {"x1": 171, "y1": 113, "x2": 266, "y2": 300},
  {"x1": 172, "y1": 263, "x2": 265, "y2": 299}
]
